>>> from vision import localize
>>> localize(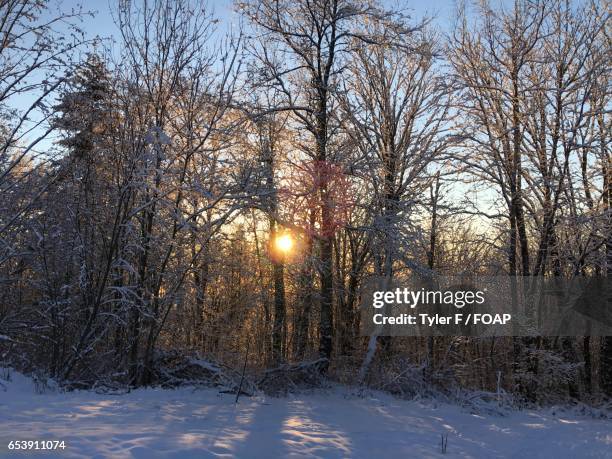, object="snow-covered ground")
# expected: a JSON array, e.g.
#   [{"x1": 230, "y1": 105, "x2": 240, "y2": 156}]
[{"x1": 1, "y1": 370, "x2": 611, "y2": 458}]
